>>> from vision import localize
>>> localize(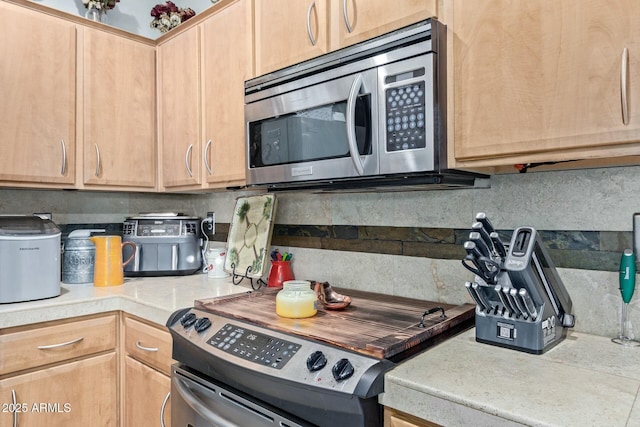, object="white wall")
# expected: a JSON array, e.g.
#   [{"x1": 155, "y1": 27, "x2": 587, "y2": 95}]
[{"x1": 34, "y1": 0, "x2": 215, "y2": 39}]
